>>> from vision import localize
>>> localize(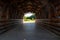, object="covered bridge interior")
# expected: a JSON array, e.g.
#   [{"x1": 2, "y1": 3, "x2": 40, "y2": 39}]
[{"x1": 0, "y1": 0, "x2": 60, "y2": 40}]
